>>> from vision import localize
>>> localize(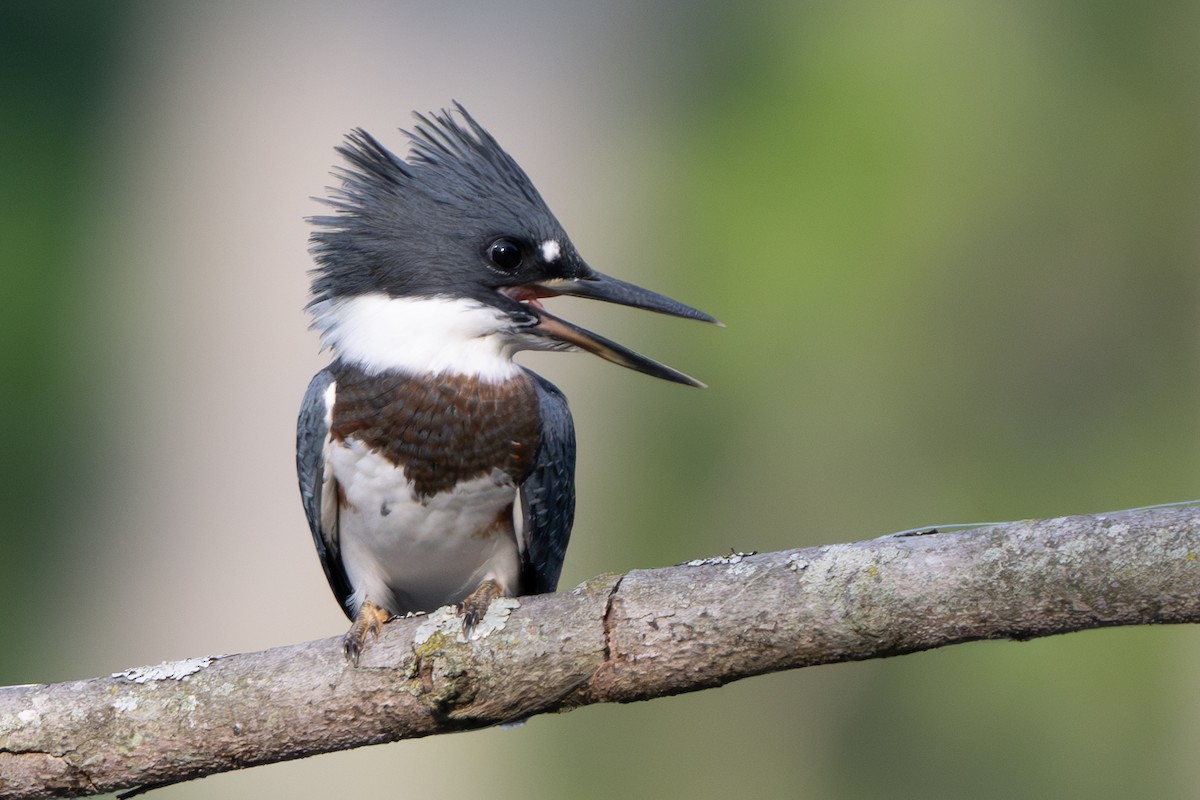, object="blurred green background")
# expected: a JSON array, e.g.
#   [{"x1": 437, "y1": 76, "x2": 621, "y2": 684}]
[{"x1": 3, "y1": 2, "x2": 1200, "y2": 798}]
